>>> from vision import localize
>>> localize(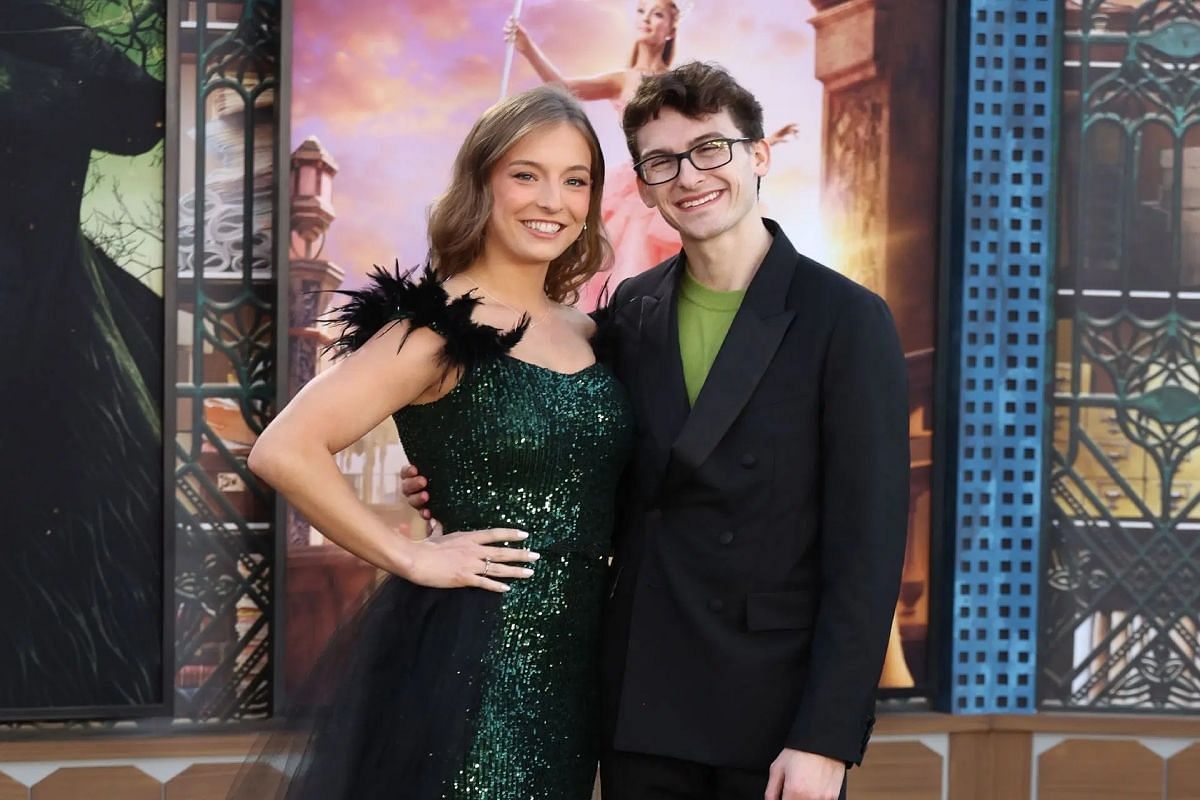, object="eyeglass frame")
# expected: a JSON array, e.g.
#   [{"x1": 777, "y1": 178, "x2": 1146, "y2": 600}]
[{"x1": 632, "y1": 137, "x2": 757, "y2": 186}]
